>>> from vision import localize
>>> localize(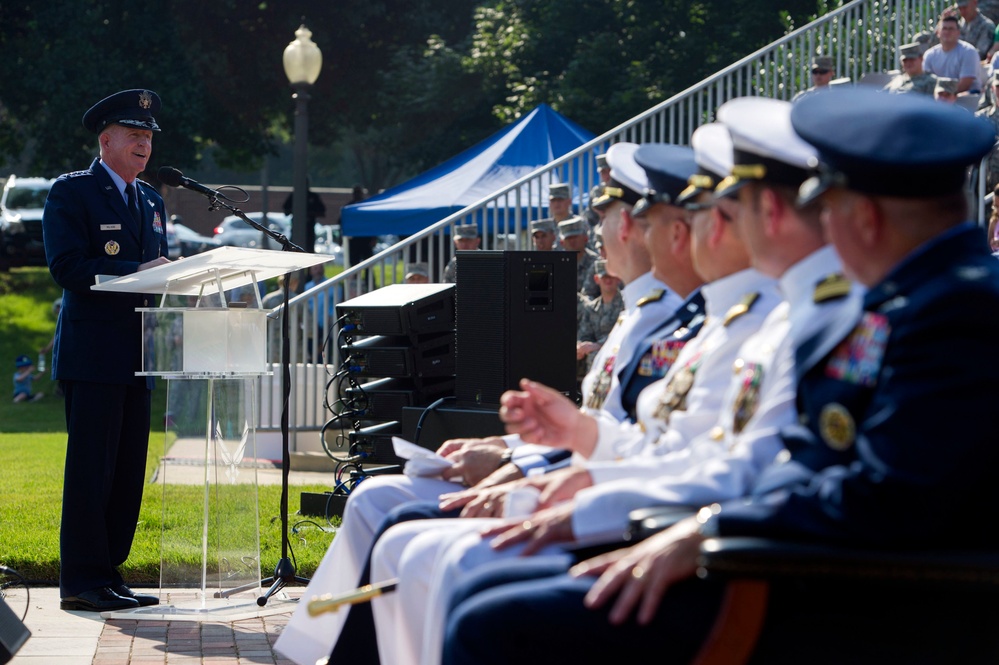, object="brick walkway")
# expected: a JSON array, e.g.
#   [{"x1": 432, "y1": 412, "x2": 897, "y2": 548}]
[
  {"x1": 9, "y1": 587, "x2": 309, "y2": 664},
  {"x1": 95, "y1": 616, "x2": 296, "y2": 665}
]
